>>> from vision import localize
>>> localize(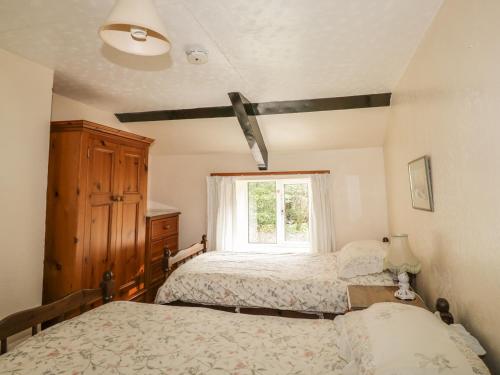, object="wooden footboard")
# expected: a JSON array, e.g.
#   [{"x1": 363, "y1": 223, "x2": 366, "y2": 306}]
[
  {"x1": 0, "y1": 271, "x2": 115, "y2": 355},
  {"x1": 162, "y1": 299, "x2": 453, "y2": 321},
  {"x1": 163, "y1": 235, "x2": 207, "y2": 273},
  {"x1": 435, "y1": 297, "x2": 454, "y2": 324},
  {"x1": 166, "y1": 301, "x2": 338, "y2": 319}
]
